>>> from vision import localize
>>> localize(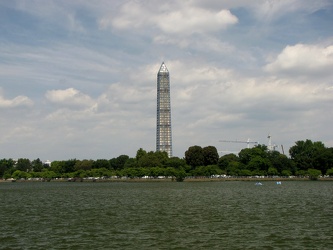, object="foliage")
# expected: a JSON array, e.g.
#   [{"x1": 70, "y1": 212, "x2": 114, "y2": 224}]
[
  {"x1": 174, "y1": 169, "x2": 187, "y2": 182},
  {"x1": 307, "y1": 168, "x2": 322, "y2": 180},
  {"x1": 123, "y1": 158, "x2": 138, "y2": 169},
  {"x1": 289, "y1": 140, "x2": 326, "y2": 172},
  {"x1": 147, "y1": 167, "x2": 165, "y2": 178},
  {"x1": 202, "y1": 146, "x2": 219, "y2": 166},
  {"x1": 63, "y1": 159, "x2": 77, "y2": 173},
  {"x1": 138, "y1": 151, "x2": 164, "y2": 168},
  {"x1": 326, "y1": 168, "x2": 333, "y2": 176},
  {"x1": 110, "y1": 155, "x2": 129, "y2": 170},
  {"x1": 0, "y1": 158, "x2": 15, "y2": 177},
  {"x1": 239, "y1": 145, "x2": 268, "y2": 165},
  {"x1": 191, "y1": 165, "x2": 221, "y2": 177},
  {"x1": 164, "y1": 157, "x2": 186, "y2": 169},
  {"x1": 1, "y1": 140, "x2": 333, "y2": 180},
  {"x1": 136, "y1": 148, "x2": 147, "y2": 161},
  {"x1": 267, "y1": 167, "x2": 279, "y2": 176},
  {"x1": 75, "y1": 160, "x2": 93, "y2": 171},
  {"x1": 268, "y1": 151, "x2": 294, "y2": 174},
  {"x1": 31, "y1": 158, "x2": 43, "y2": 172},
  {"x1": 12, "y1": 170, "x2": 29, "y2": 179},
  {"x1": 281, "y1": 170, "x2": 292, "y2": 176},
  {"x1": 92, "y1": 159, "x2": 111, "y2": 170},
  {"x1": 185, "y1": 145, "x2": 219, "y2": 168},
  {"x1": 16, "y1": 158, "x2": 31, "y2": 172},
  {"x1": 123, "y1": 167, "x2": 147, "y2": 178},
  {"x1": 185, "y1": 145, "x2": 204, "y2": 168},
  {"x1": 218, "y1": 154, "x2": 239, "y2": 171},
  {"x1": 247, "y1": 156, "x2": 272, "y2": 174}
]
